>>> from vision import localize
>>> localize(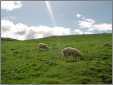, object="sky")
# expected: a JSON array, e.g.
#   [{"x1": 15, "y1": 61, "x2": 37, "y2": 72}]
[{"x1": 1, "y1": 1, "x2": 112, "y2": 40}]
